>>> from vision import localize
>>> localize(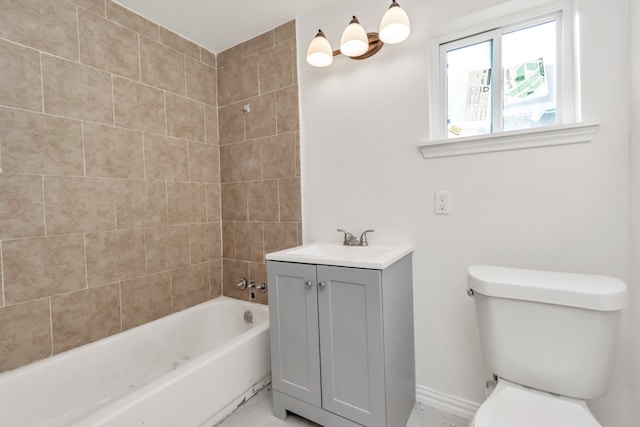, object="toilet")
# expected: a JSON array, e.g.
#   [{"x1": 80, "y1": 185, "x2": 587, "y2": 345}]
[{"x1": 467, "y1": 265, "x2": 629, "y2": 427}]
